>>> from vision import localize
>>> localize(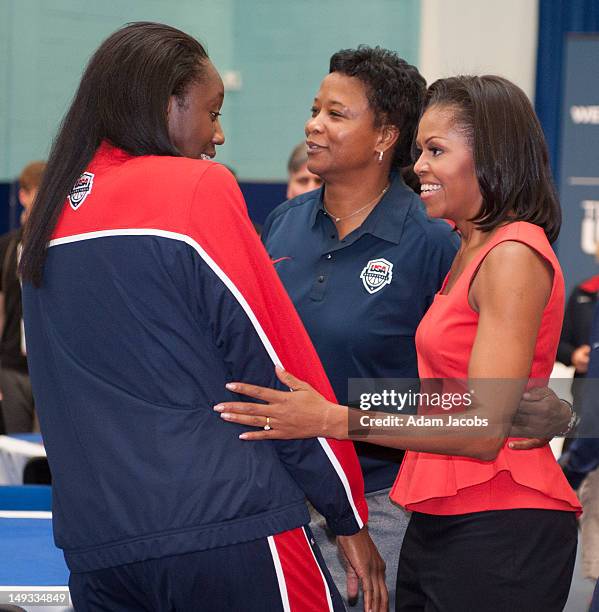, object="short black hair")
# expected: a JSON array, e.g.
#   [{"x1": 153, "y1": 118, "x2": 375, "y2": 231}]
[
  {"x1": 329, "y1": 46, "x2": 426, "y2": 168},
  {"x1": 21, "y1": 22, "x2": 210, "y2": 285},
  {"x1": 422, "y1": 75, "x2": 561, "y2": 242}
]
